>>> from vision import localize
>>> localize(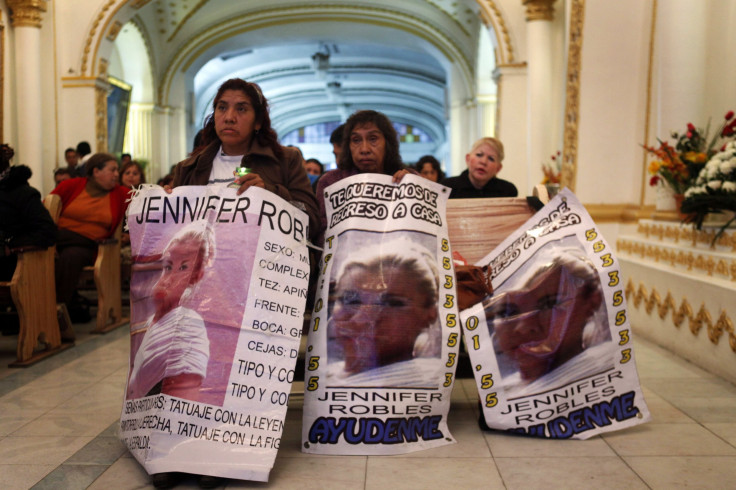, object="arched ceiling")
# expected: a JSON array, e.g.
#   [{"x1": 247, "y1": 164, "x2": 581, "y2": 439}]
[{"x1": 108, "y1": 0, "x2": 488, "y2": 155}]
